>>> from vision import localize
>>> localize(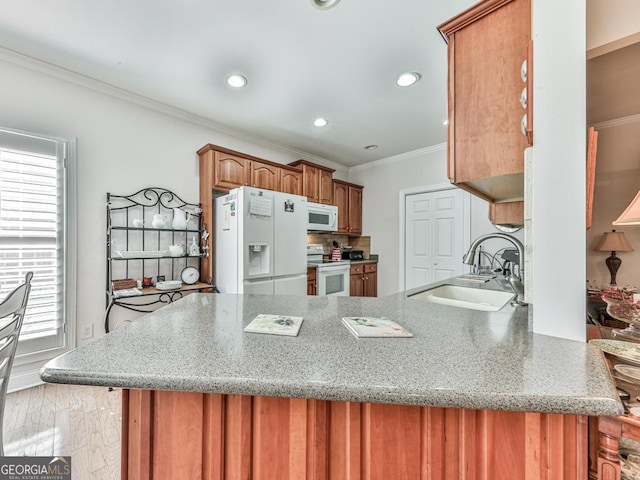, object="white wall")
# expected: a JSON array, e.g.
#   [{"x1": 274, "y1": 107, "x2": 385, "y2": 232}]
[
  {"x1": 587, "y1": 121, "x2": 640, "y2": 289},
  {"x1": 0, "y1": 54, "x2": 341, "y2": 346},
  {"x1": 587, "y1": 0, "x2": 640, "y2": 51},
  {"x1": 348, "y1": 147, "x2": 521, "y2": 296},
  {"x1": 348, "y1": 148, "x2": 448, "y2": 296}
]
